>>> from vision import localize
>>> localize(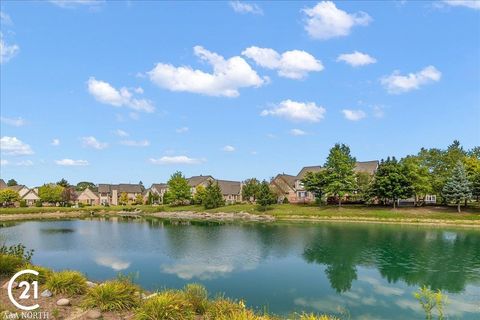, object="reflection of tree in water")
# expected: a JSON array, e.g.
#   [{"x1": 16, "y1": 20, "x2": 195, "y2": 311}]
[{"x1": 303, "y1": 225, "x2": 480, "y2": 294}]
